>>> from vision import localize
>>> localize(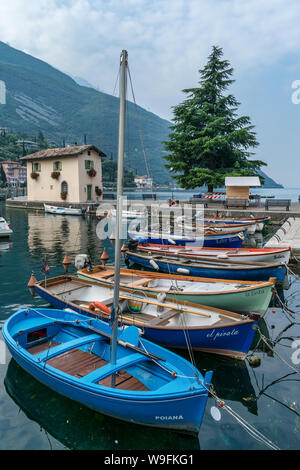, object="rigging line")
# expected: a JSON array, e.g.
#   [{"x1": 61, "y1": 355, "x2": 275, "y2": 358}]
[
  {"x1": 127, "y1": 65, "x2": 152, "y2": 180},
  {"x1": 257, "y1": 327, "x2": 300, "y2": 376},
  {"x1": 201, "y1": 381, "x2": 280, "y2": 450}
]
